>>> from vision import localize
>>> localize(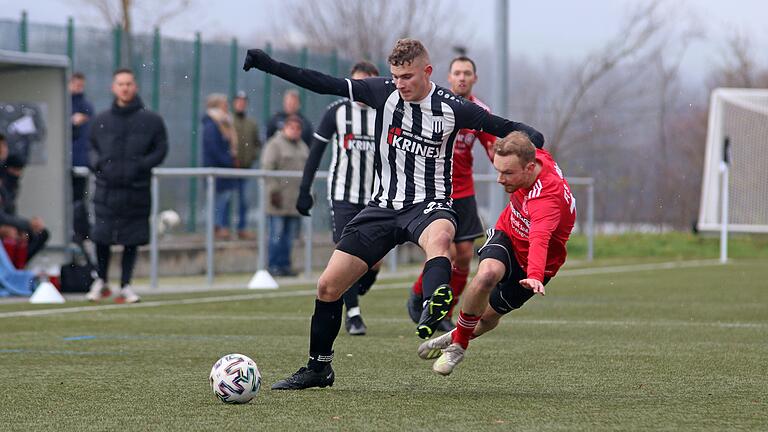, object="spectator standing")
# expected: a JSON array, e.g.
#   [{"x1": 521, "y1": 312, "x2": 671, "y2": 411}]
[
  {"x1": 86, "y1": 69, "x2": 168, "y2": 303},
  {"x1": 262, "y1": 115, "x2": 308, "y2": 276},
  {"x1": 69, "y1": 72, "x2": 94, "y2": 203},
  {"x1": 231, "y1": 90, "x2": 261, "y2": 240},
  {"x1": 202, "y1": 93, "x2": 239, "y2": 240},
  {"x1": 266, "y1": 89, "x2": 314, "y2": 145}
]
